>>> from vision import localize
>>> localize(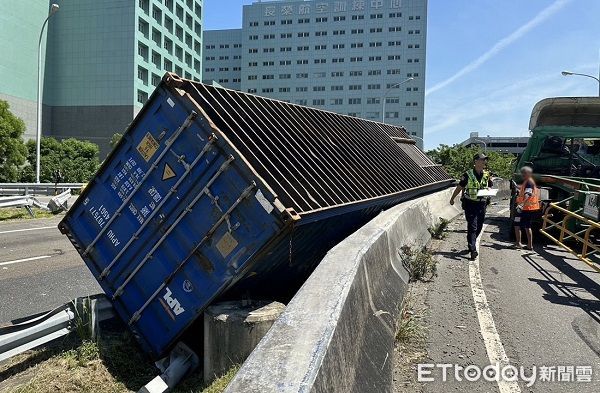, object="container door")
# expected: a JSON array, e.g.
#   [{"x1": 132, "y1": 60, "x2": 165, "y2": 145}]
[{"x1": 60, "y1": 84, "x2": 287, "y2": 357}]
